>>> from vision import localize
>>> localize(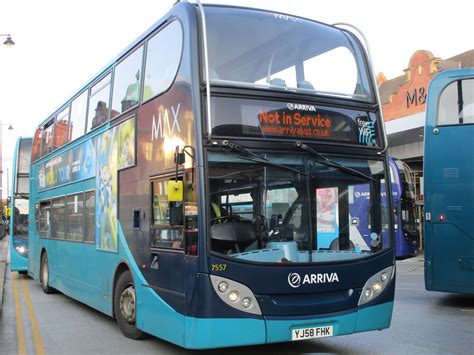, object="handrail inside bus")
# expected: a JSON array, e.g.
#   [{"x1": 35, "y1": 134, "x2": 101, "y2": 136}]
[{"x1": 333, "y1": 22, "x2": 389, "y2": 154}]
